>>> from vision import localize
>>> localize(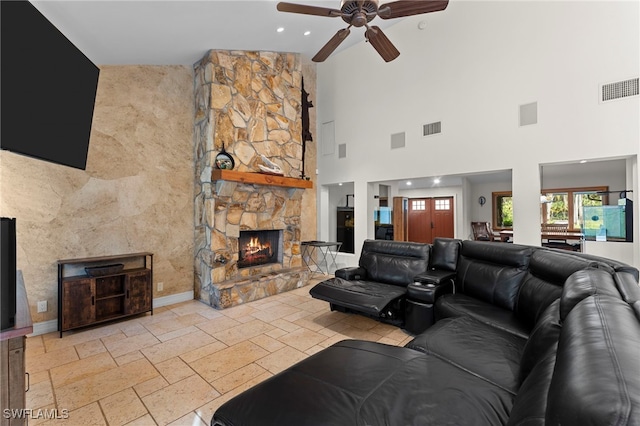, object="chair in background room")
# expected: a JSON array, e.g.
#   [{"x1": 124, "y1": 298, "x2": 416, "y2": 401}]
[{"x1": 471, "y1": 221, "x2": 495, "y2": 241}]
